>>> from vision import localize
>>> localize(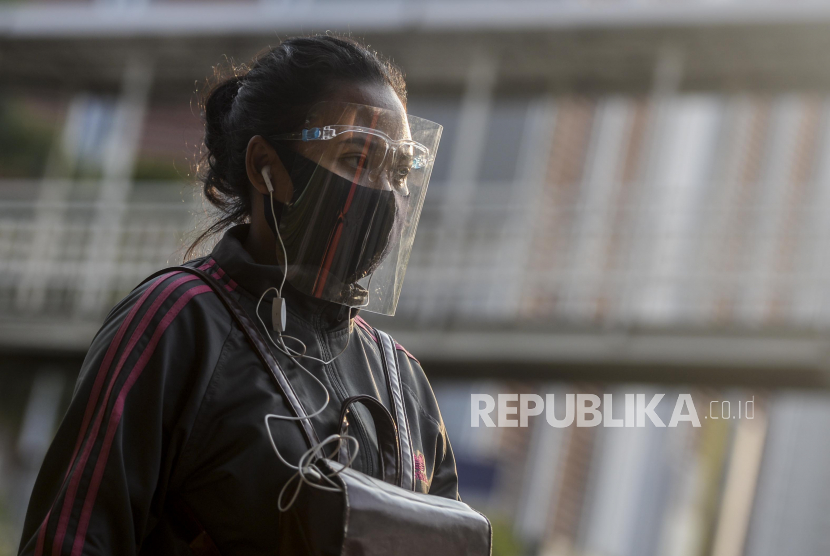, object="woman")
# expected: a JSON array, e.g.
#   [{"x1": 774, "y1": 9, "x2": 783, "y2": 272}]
[{"x1": 19, "y1": 35, "x2": 458, "y2": 555}]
